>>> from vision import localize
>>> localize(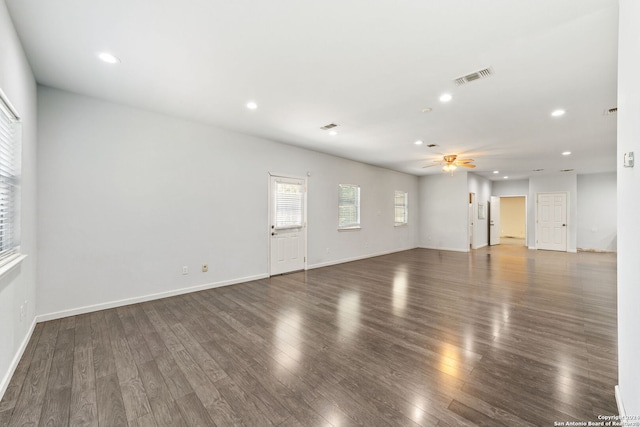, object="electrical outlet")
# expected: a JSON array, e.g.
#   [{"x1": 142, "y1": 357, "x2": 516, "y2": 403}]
[
  {"x1": 182, "y1": 266, "x2": 188, "y2": 275},
  {"x1": 202, "y1": 264, "x2": 208, "y2": 272}
]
